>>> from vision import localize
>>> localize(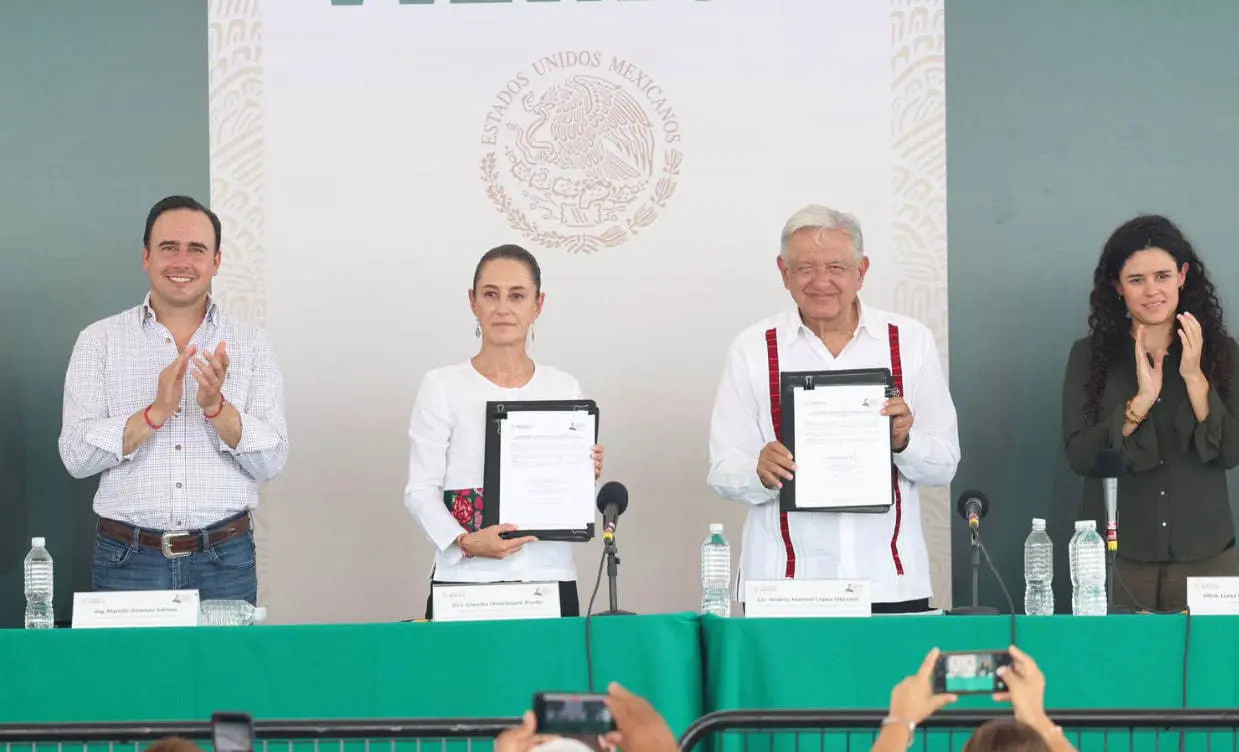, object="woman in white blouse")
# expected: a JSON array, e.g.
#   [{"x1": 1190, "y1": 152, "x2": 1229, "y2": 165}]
[{"x1": 403, "y1": 244, "x2": 603, "y2": 618}]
